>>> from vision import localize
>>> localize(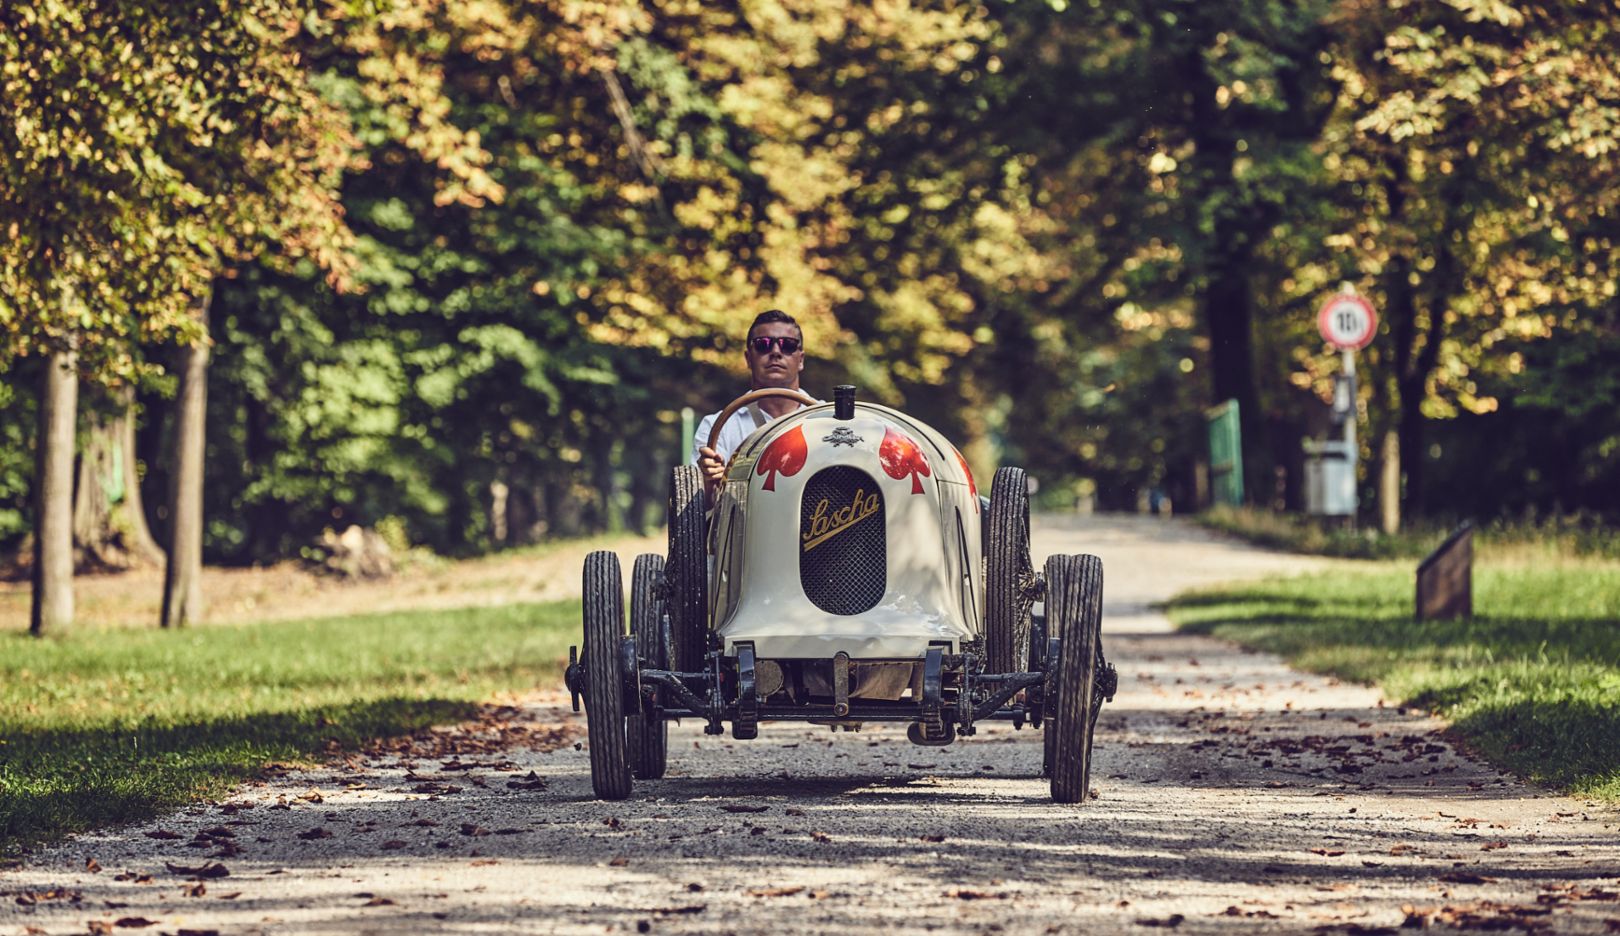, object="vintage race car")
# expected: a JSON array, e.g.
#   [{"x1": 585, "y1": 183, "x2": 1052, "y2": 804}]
[{"x1": 565, "y1": 385, "x2": 1116, "y2": 802}]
